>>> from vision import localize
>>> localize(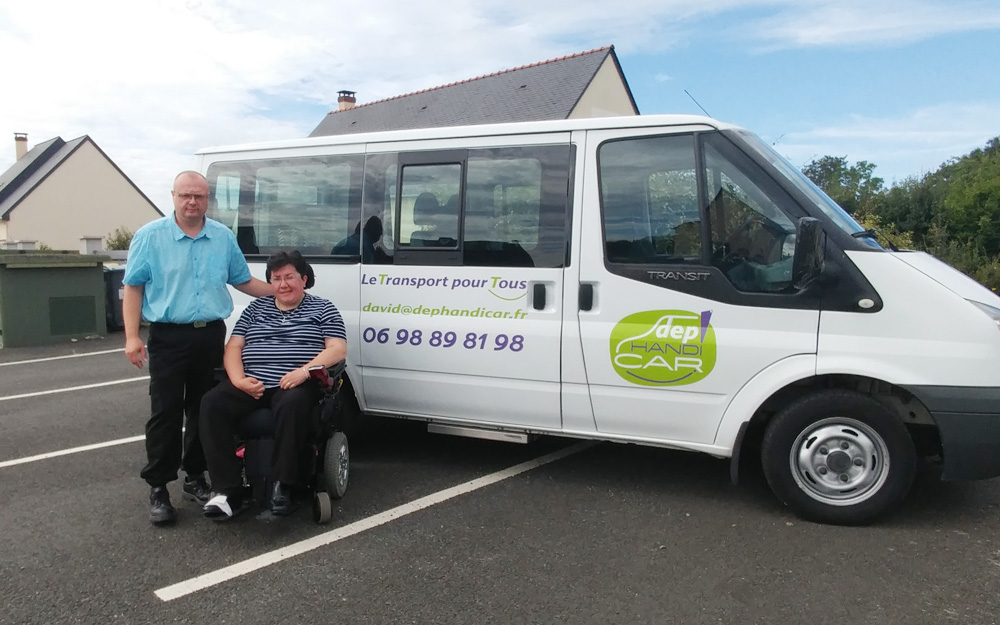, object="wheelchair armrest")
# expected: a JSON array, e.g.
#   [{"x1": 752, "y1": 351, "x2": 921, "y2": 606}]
[
  {"x1": 309, "y1": 359, "x2": 347, "y2": 390},
  {"x1": 326, "y1": 360, "x2": 346, "y2": 379}
]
